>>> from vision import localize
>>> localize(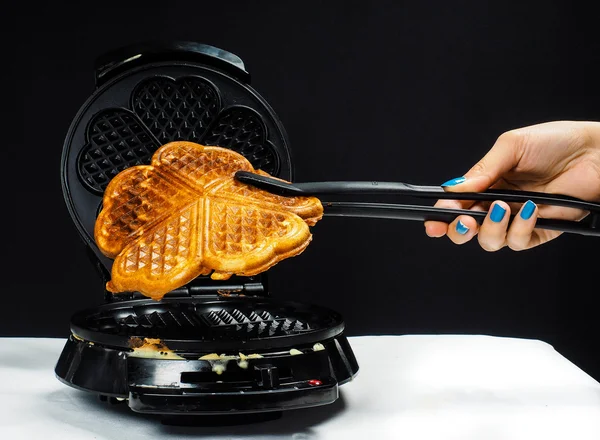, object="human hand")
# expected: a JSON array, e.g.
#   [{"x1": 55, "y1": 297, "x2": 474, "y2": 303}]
[{"x1": 425, "y1": 121, "x2": 600, "y2": 251}]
